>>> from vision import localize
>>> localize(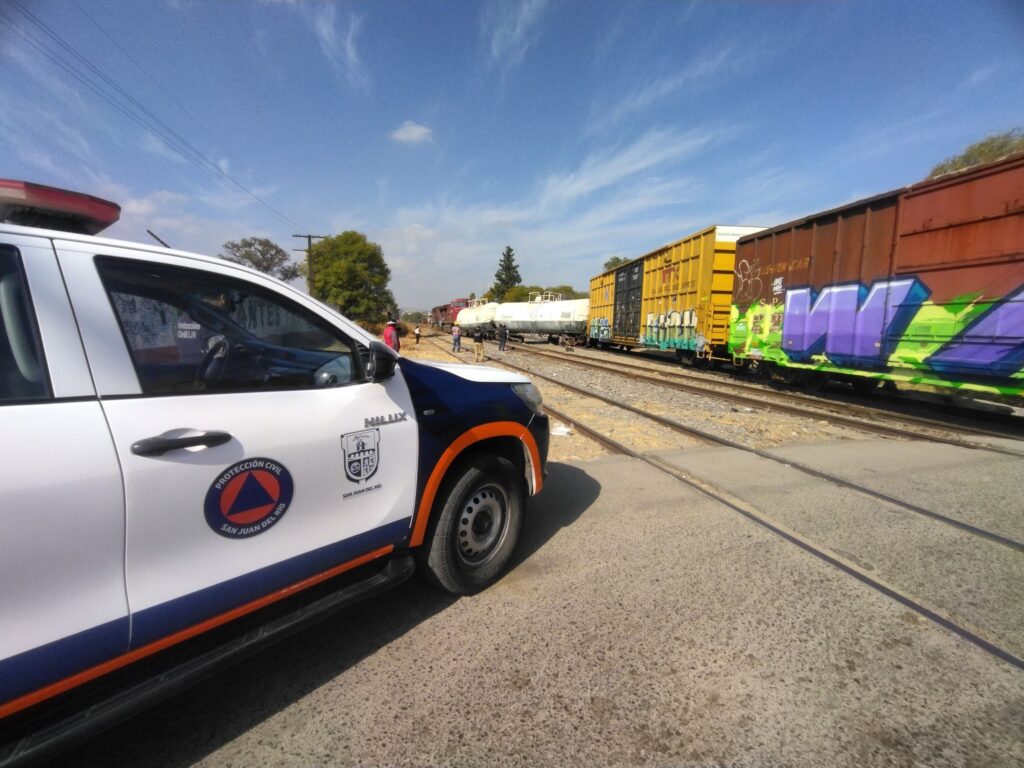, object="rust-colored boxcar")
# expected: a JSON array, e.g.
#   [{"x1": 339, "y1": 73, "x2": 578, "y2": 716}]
[{"x1": 728, "y1": 154, "x2": 1024, "y2": 396}]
